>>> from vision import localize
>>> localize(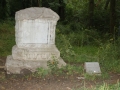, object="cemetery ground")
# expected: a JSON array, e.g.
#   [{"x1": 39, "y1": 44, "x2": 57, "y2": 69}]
[
  {"x1": 0, "y1": 57, "x2": 120, "y2": 90},
  {"x1": 0, "y1": 20, "x2": 120, "y2": 90}
]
